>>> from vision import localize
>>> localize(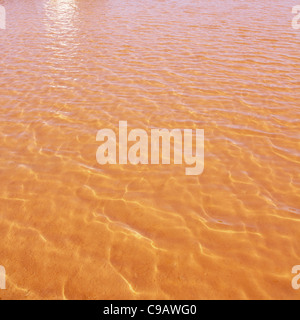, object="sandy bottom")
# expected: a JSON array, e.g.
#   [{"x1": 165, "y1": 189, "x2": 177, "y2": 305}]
[{"x1": 0, "y1": 0, "x2": 299, "y2": 299}]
